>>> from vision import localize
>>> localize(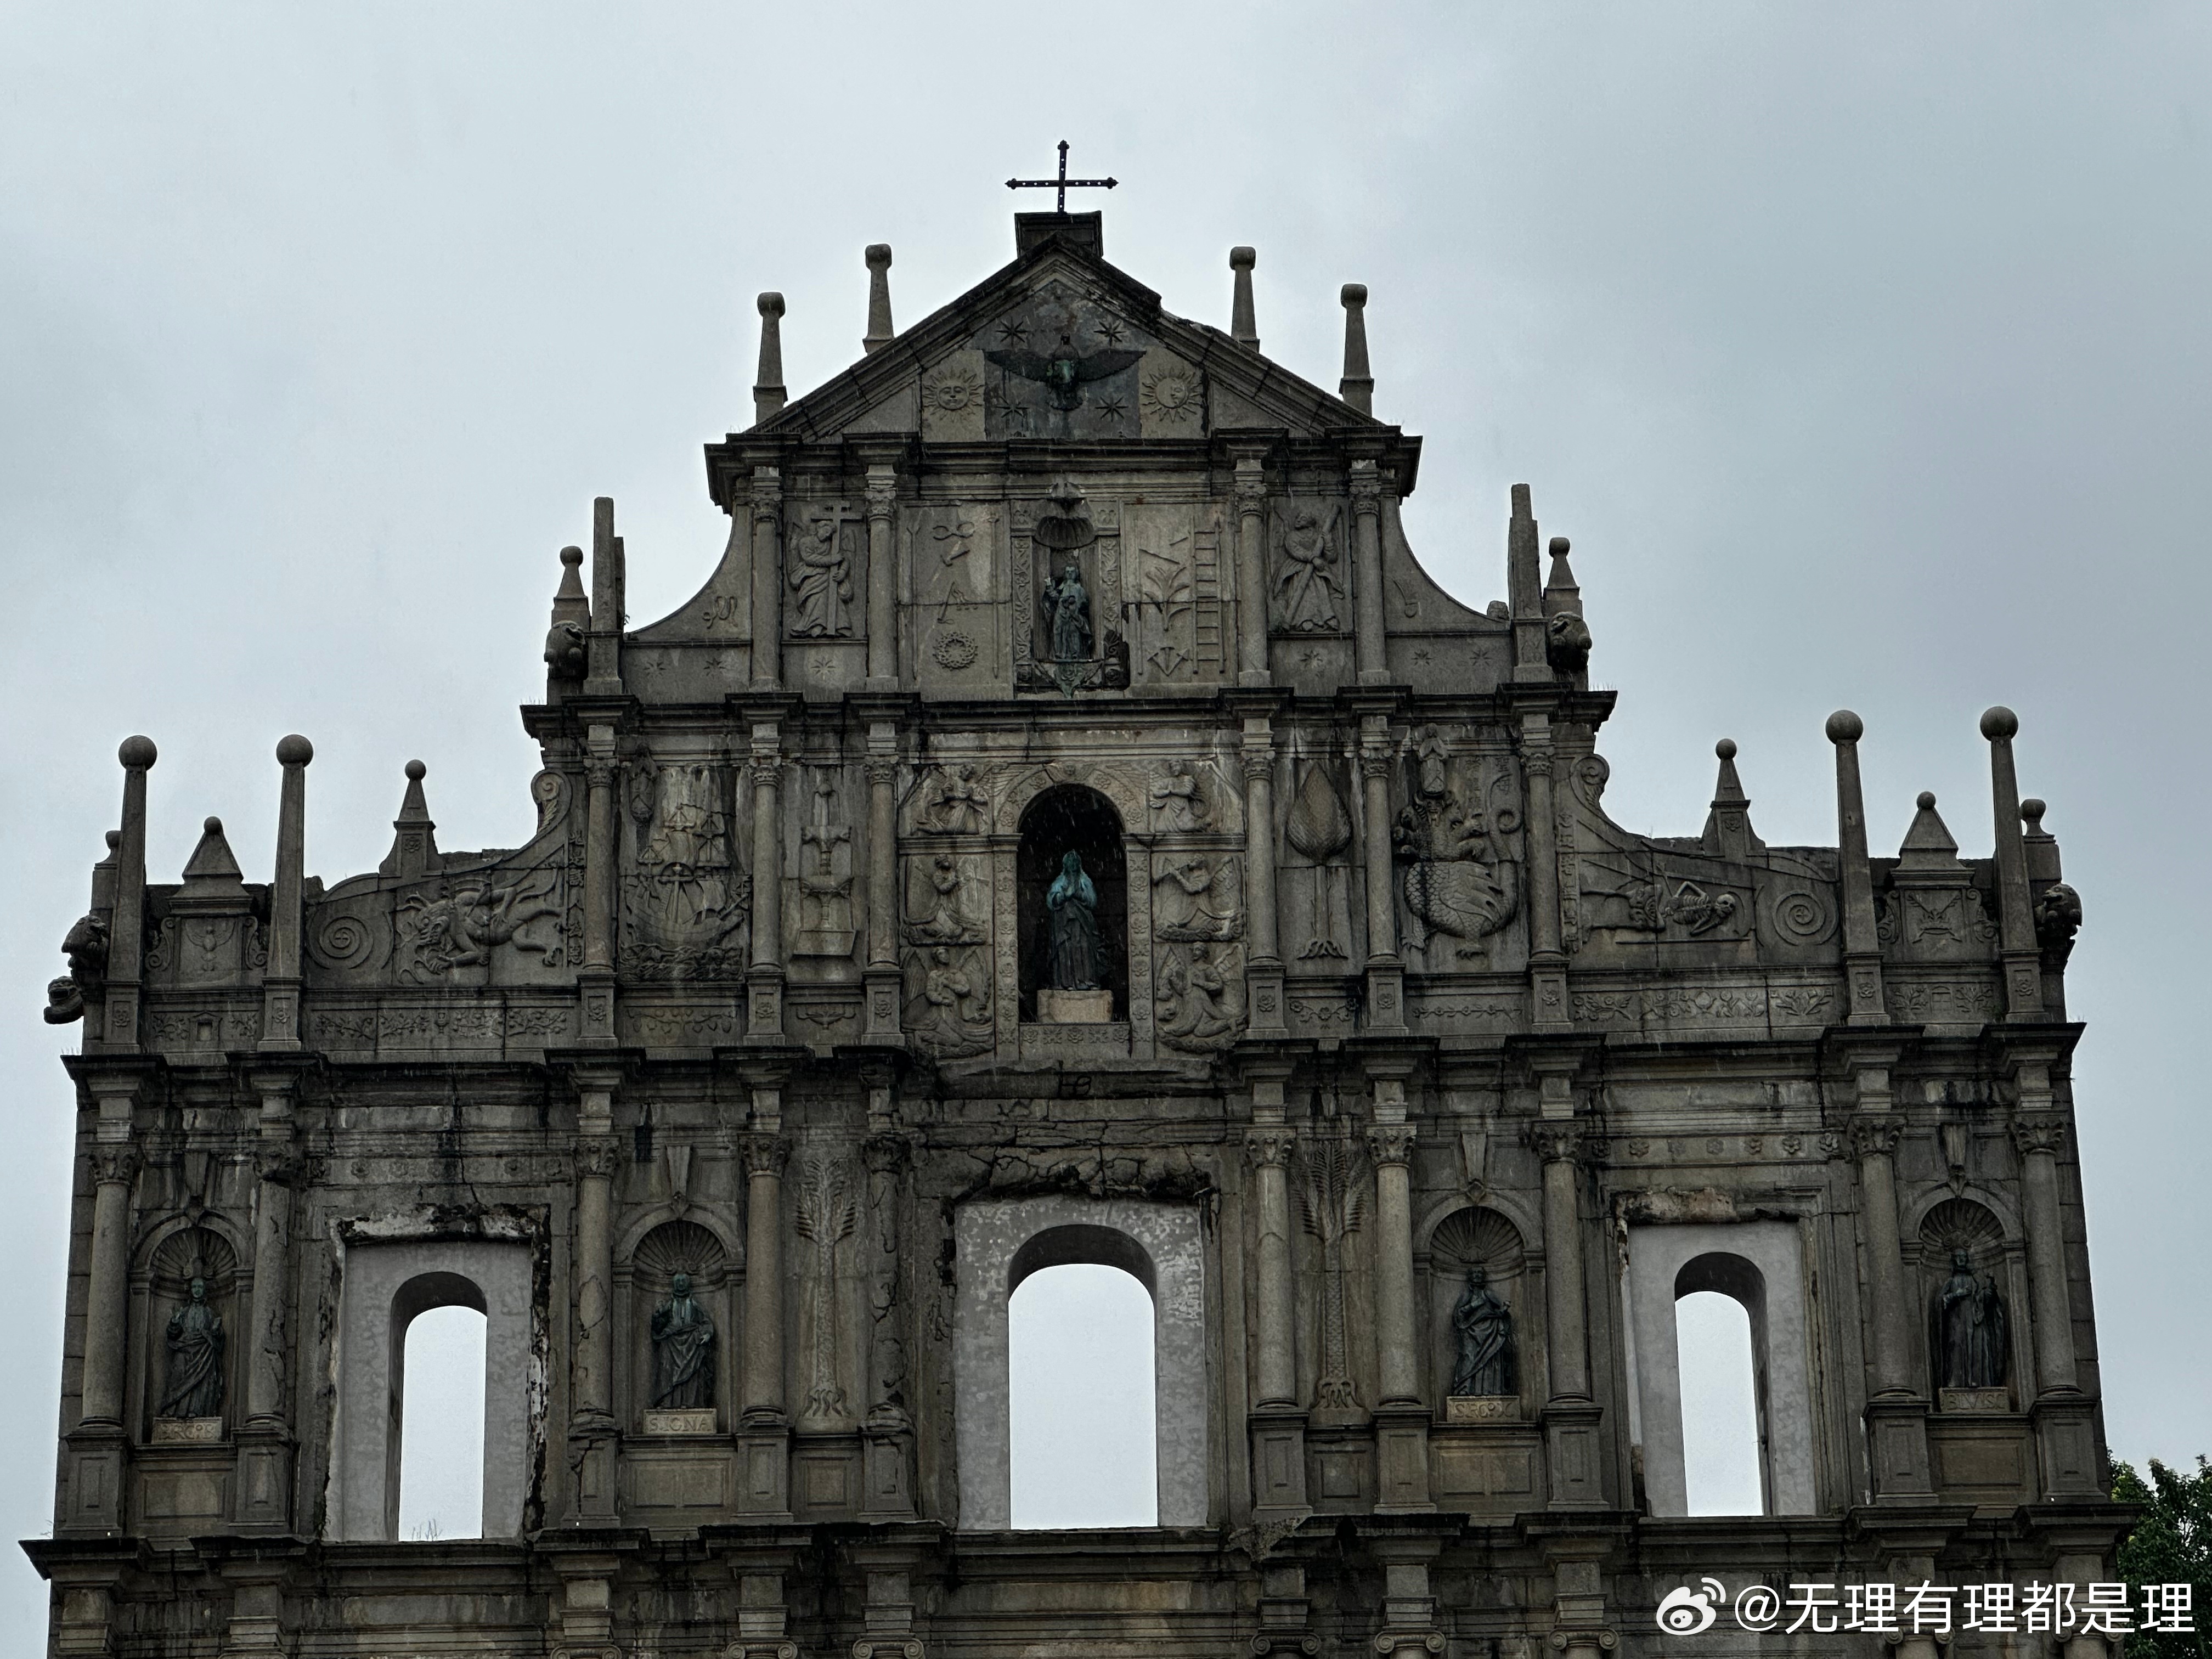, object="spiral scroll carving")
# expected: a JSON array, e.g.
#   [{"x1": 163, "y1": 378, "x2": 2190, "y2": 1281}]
[
  {"x1": 307, "y1": 908, "x2": 383, "y2": 972},
  {"x1": 1761, "y1": 885, "x2": 1837, "y2": 949}
]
